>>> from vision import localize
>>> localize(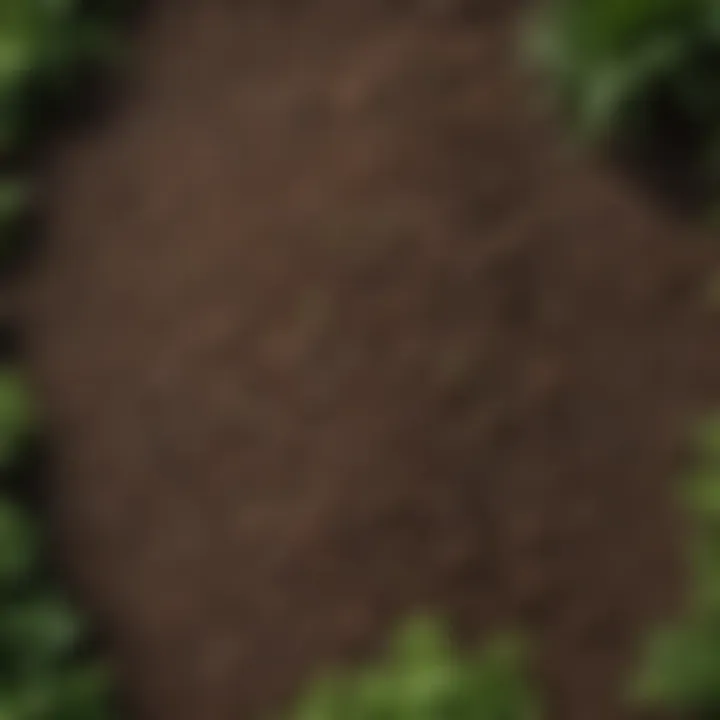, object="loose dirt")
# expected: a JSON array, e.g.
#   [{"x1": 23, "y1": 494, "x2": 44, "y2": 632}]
[{"x1": 5, "y1": 1, "x2": 720, "y2": 718}]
